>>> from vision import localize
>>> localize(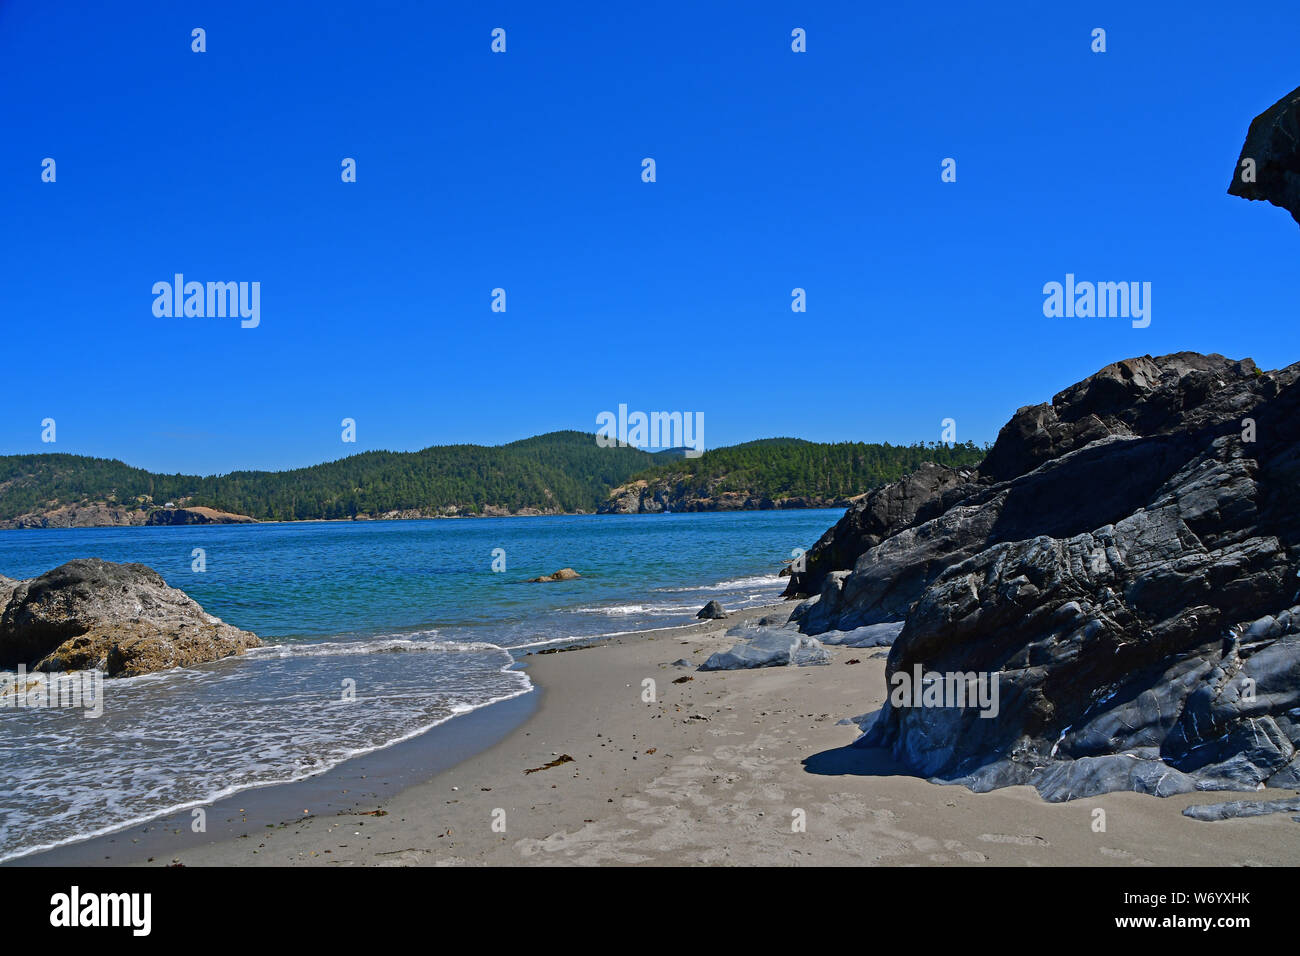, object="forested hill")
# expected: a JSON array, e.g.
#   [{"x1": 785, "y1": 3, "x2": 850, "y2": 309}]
[
  {"x1": 0, "y1": 432, "x2": 986, "y2": 527},
  {"x1": 600, "y1": 439, "x2": 988, "y2": 513},
  {"x1": 0, "y1": 432, "x2": 672, "y2": 525}
]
